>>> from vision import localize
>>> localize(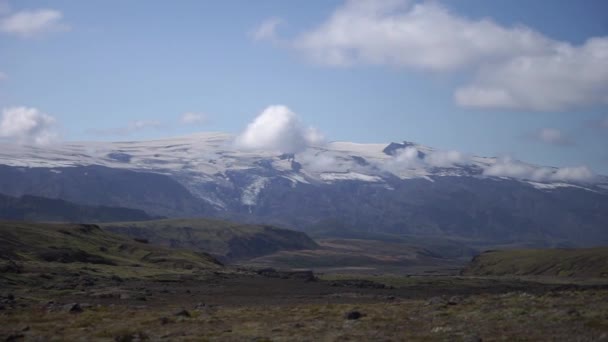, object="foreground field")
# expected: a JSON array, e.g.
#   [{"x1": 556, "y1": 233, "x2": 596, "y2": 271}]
[{"x1": 2, "y1": 272, "x2": 608, "y2": 341}]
